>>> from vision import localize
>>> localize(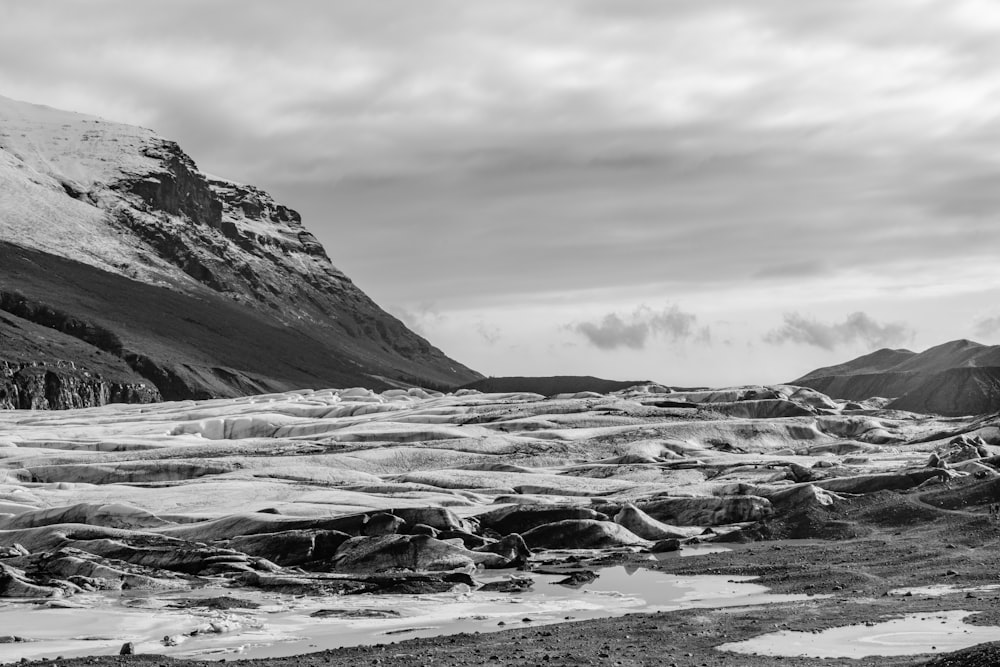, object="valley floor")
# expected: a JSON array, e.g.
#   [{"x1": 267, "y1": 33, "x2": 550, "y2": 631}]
[{"x1": 2, "y1": 384, "x2": 1000, "y2": 665}]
